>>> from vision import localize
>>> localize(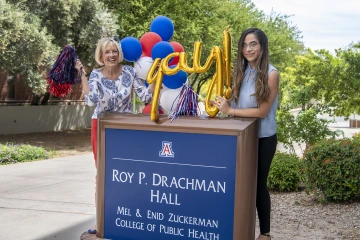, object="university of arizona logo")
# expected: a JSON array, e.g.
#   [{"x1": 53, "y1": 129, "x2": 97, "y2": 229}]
[{"x1": 159, "y1": 141, "x2": 175, "y2": 158}]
